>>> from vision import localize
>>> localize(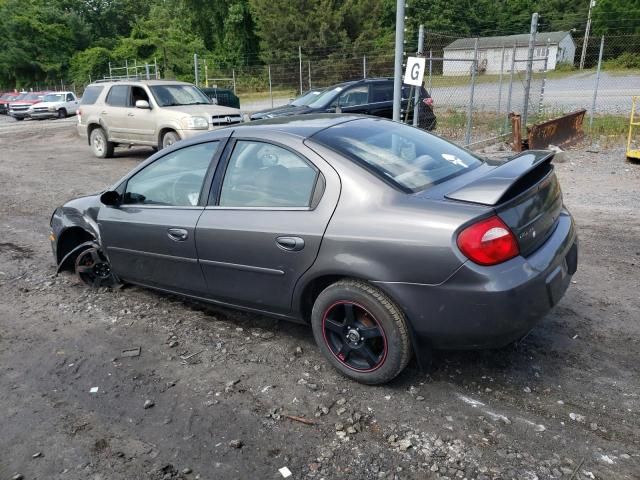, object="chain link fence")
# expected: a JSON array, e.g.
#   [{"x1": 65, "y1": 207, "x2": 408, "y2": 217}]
[
  {"x1": 6, "y1": 24, "x2": 639, "y2": 150},
  {"x1": 193, "y1": 30, "x2": 638, "y2": 149}
]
